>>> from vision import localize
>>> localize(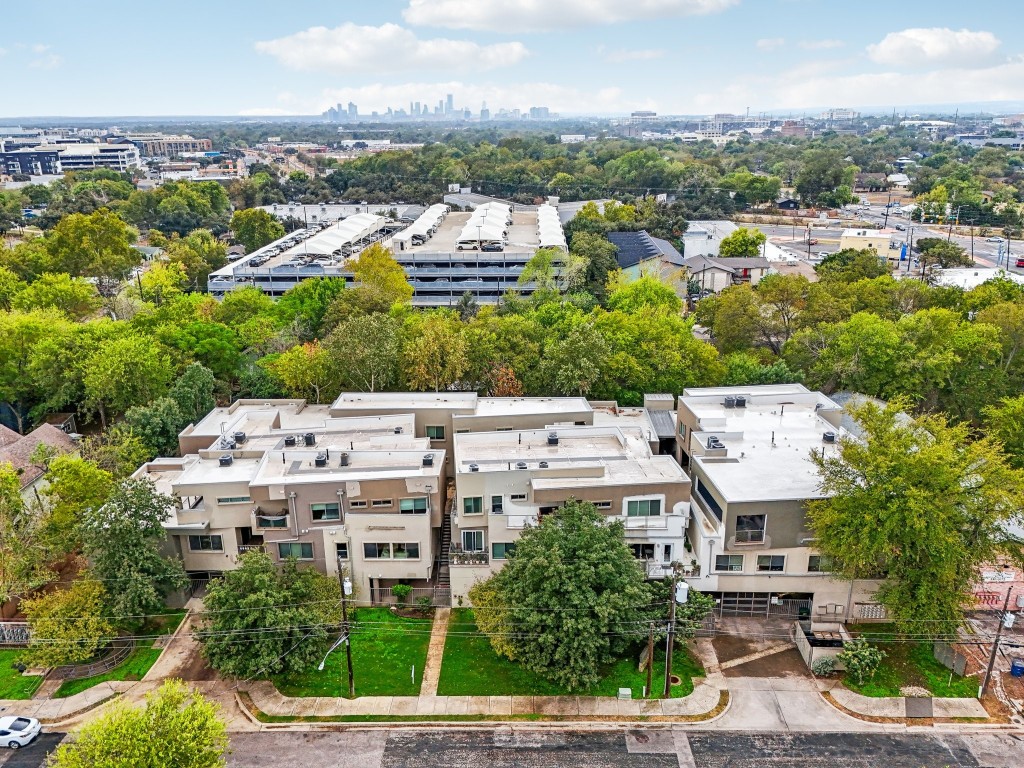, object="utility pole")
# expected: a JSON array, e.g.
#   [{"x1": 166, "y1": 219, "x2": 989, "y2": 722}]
[
  {"x1": 337, "y1": 567, "x2": 355, "y2": 698},
  {"x1": 663, "y1": 564, "x2": 686, "y2": 698},
  {"x1": 882, "y1": 192, "x2": 892, "y2": 229},
  {"x1": 646, "y1": 622, "x2": 655, "y2": 698},
  {"x1": 969, "y1": 219, "x2": 976, "y2": 262},
  {"x1": 981, "y1": 587, "x2": 1013, "y2": 699}
]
